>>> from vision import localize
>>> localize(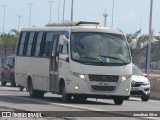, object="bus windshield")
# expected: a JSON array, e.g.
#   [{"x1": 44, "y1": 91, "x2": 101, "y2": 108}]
[{"x1": 71, "y1": 32, "x2": 131, "y2": 65}]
